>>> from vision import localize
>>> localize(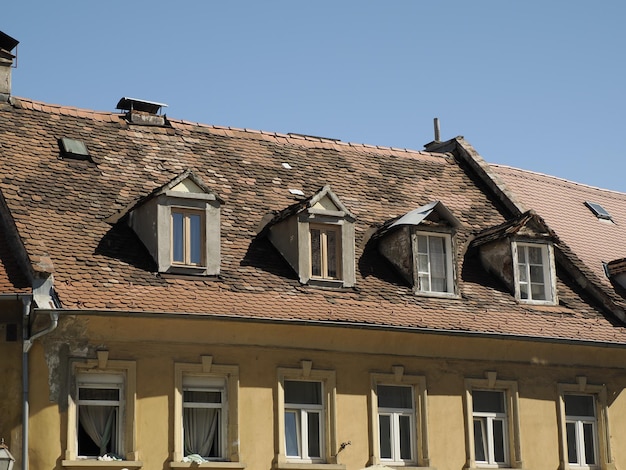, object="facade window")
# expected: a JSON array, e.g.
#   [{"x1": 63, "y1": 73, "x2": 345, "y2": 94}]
[
  {"x1": 172, "y1": 209, "x2": 205, "y2": 266},
  {"x1": 76, "y1": 373, "x2": 123, "y2": 458},
  {"x1": 564, "y1": 394, "x2": 598, "y2": 468},
  {"x1": 557, "y1": 380, "x2": 613, "y2": 470},
  {"x1": 284, "y1": 380, "x2": 324, "y2": 460},
  {"x1": 415, "y1": 233, "x2": 453, "y2": 294},
  {"x1": 310, "y1": 225, "x2": 341, "y2": 280},
  {"x1": 464, "y1": 374, "x2": 522, "y2": 469},
  {"x1": 173, "y1": 358, "x2": 242, "y2": 467},
  {"x1": 514, "y1": 242, "x2": 554, "y2": 303},
  {"x1": 276, "y1": 362, "x2": 340, "y2": 468},
  {"x1": 63, "y1": 356, "x2": 140, "y2": 467},
  {"x1": 377, "y1": 384, "x2": 415, "y2": 463},
  {"x1": 182, "y1": 376, "x2": 226, "y2": 460},
  {"x1": 472, "y1": 390, "x2": 508, "y2": 466},
  {"x1": 370, "y1": 369, "x2": 431, "y2": 468}
]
